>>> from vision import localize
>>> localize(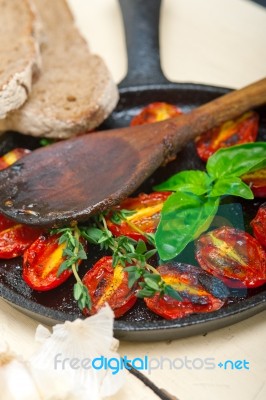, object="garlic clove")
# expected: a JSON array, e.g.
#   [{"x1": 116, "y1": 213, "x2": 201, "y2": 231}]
[
  {"x1": 0, "y1": 350, "x2": 41, "y2": 400},
  {"x1": 30, "y1": 305, "x2": 126, "y2": 400}
]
